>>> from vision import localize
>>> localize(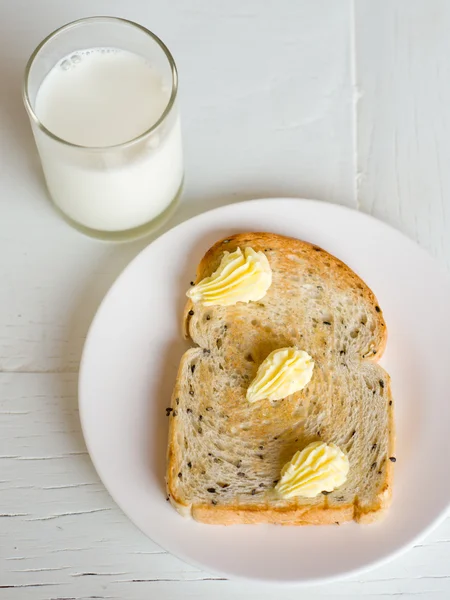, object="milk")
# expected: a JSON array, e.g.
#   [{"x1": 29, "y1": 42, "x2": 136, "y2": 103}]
[{"x1": 33, "y1": 48, "x2": 183, "y2": 232}]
